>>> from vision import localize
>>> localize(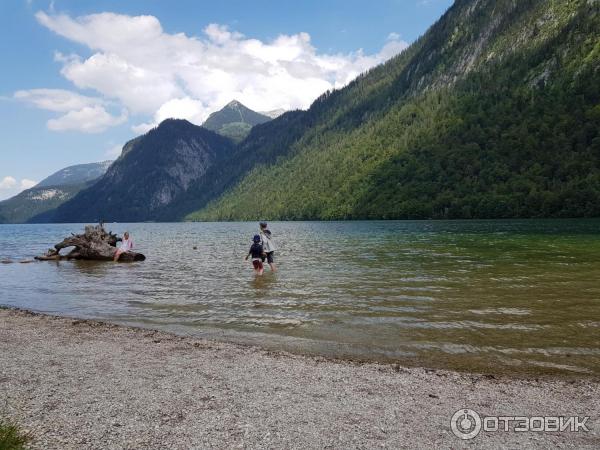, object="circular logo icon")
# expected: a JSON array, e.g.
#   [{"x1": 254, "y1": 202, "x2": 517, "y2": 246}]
[{"x1": 451, "y1": 409, "x2": 482, "y2": 440}]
